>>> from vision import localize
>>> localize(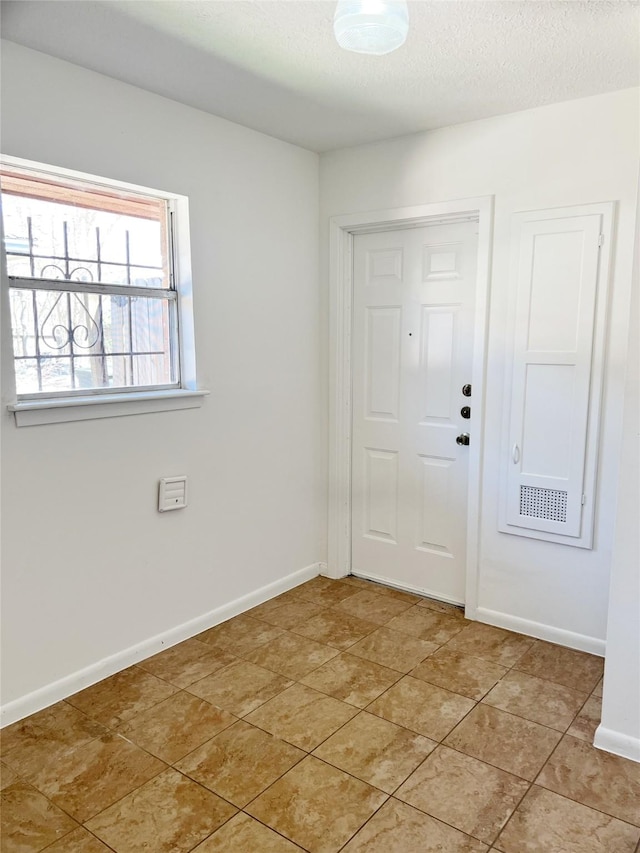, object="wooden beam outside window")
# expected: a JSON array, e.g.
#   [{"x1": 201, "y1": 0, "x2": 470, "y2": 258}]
[{"x1": 0, "y1": 172, "x2": 163, "y2": 220}]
